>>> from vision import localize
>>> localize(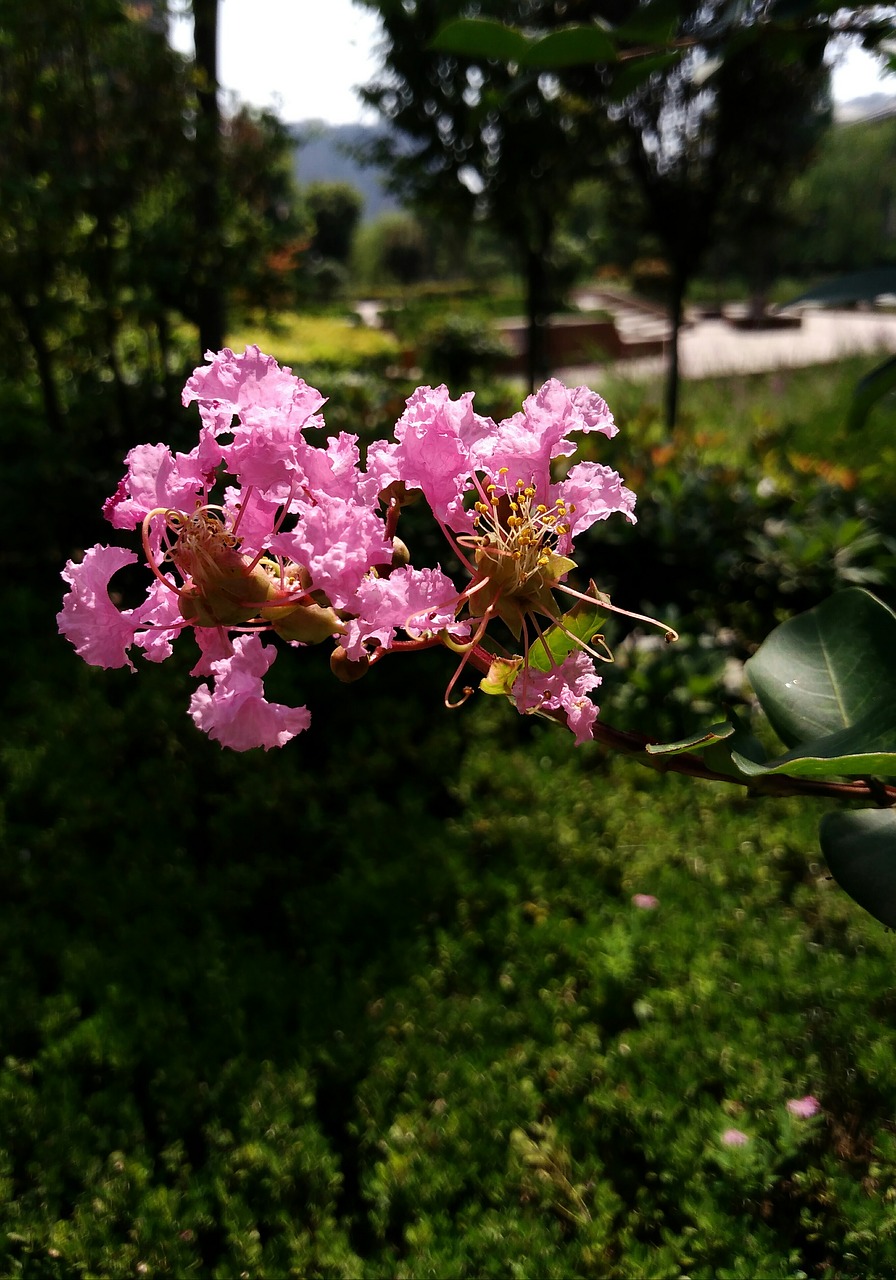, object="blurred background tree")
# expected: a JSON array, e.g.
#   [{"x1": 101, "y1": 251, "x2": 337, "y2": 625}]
[
  {"x1": 359, "y1": 0, "x2": 871, "y2": 421},
  {"x1": 356, "y1": 0, "x2": 614, "y2": 390},
  {"x1": 573, "y1": 1, "x2": 832, "y2": 426},
  {"x1": 0, "y1": 0, "x2": 308, "y2": 446},
  {"x1": 303, "y1": 179, "x2": 364, "y2": 300}
]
